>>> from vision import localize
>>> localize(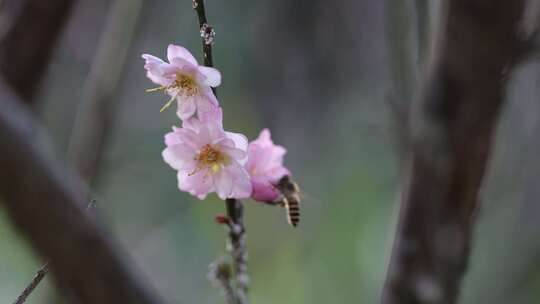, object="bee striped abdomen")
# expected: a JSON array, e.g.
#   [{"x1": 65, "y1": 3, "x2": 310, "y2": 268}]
[{"x1": 284, "y1": 197, "x2": 300, "y2": 227}]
